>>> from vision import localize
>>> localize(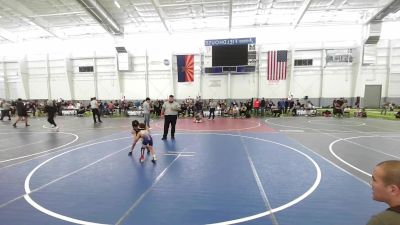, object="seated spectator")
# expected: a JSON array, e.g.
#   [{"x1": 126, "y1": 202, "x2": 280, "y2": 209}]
[
  {"x1": 232, "y1": 104, "x2": 239, "y2": 118},
  {"x1": 389, "y1": 103, "x2": 394, "y2": 111},
  {"x1": 395, "y1": 111, "x2": 400, "y2": 119},
  {"x1": 305, "y1": 101, "x2": 316, "y2": 116},
  {"x1": 179, "y1": 103, "x2": 187, "y2": 117},
  {"x1": 343, "y1": 105, "x2": 351, "y2": 117},
  {"x1": 240, "y1": 104, "x2": 247, "y2": 118},
  {"x1": 67, "y1": 103, "x2": 75, "y2": 109},
  {"x1": 322, "y1": 110, "x2": 332, "y2": 117},
  {"x1": 223, "y1": 107, "x2": 230, "y2": 117},
  {"x1": 77, "y1": 106, "x2": 86, "y2": 117},
  {"x1": 354, "y1": 108, "x2": 367, "y2": 118}
]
